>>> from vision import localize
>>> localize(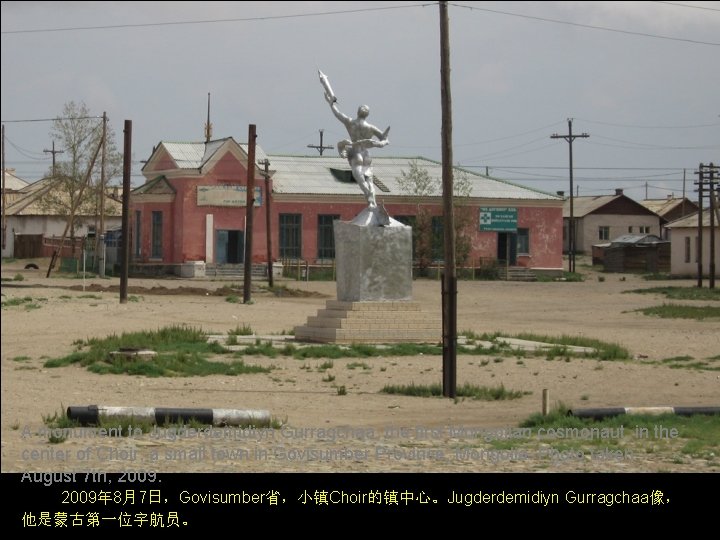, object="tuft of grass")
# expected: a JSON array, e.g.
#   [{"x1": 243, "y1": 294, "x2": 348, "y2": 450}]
[
  {"x1": 42, "y1": 407, "x2": 81, "y2": 443},
  {"x1": 381, "y1": 382, "x2": 529, "y2": 401},
  {"x1": 228, "y1": 324, "x2": 253, "y2": 336},
  {"x1": 226, "y1": 334, "x2": 238, "y2": 346},
  {"x1": 225, "y1": 295, "x2": 240, "y2": 304},
  {"x1": 12, "y1": 356, "x2": 31, "y2": 362},
  {"x1": 347, "y1": 362, "x2": 371, "y2": 370},
  {"x1": 318, "y1": 360, "x2": 334, "y2": 371},
  {"x1": 336, "y1": 385, "x2": 347, "y2": 396},
  {"x1": 2, "y1": 296, "x2": 34, "y2": 307},
  {"x1": 13, "y1": 273, "x2": 25, "y2": 281}
]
